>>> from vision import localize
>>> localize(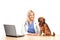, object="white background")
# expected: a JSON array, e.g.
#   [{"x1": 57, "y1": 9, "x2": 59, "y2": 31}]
[{"x1": 0, "y1": 0, "x2": 60, "y2": 38}]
